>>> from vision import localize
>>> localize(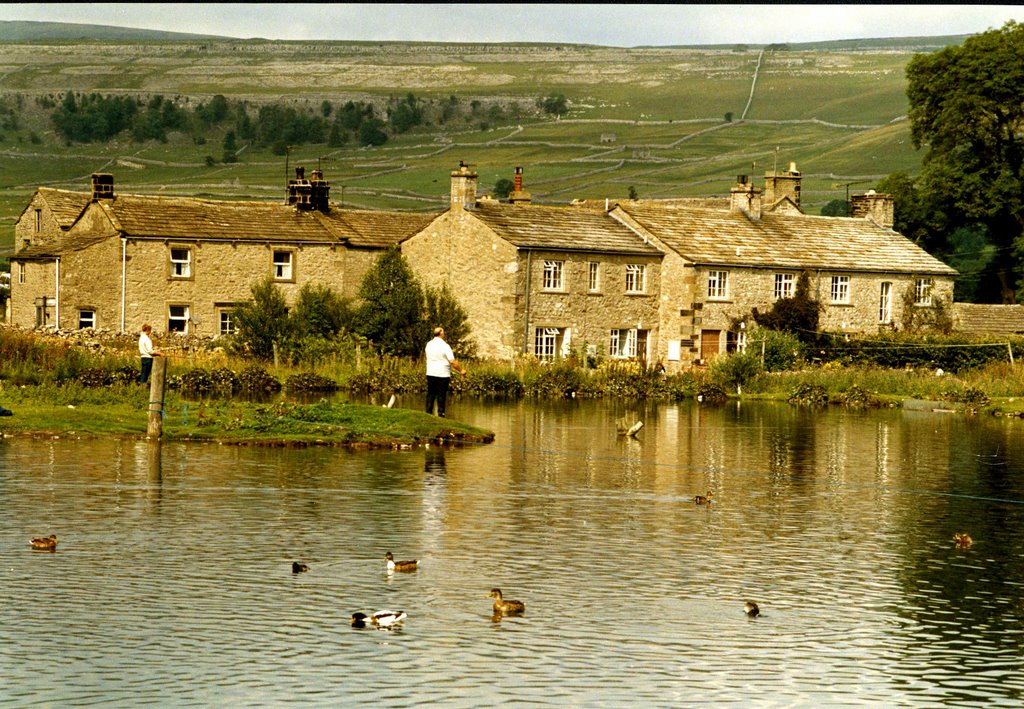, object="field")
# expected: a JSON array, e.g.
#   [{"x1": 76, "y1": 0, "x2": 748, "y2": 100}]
[{"x1": 0, "y1": 35, "x2": 964, "y2": 255}]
